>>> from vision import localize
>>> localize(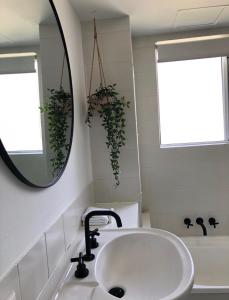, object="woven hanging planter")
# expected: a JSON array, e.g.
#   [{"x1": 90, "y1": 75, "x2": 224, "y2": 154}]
[{"x1": 86, "y1": 18, "x2": 130, "y2": 187}]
